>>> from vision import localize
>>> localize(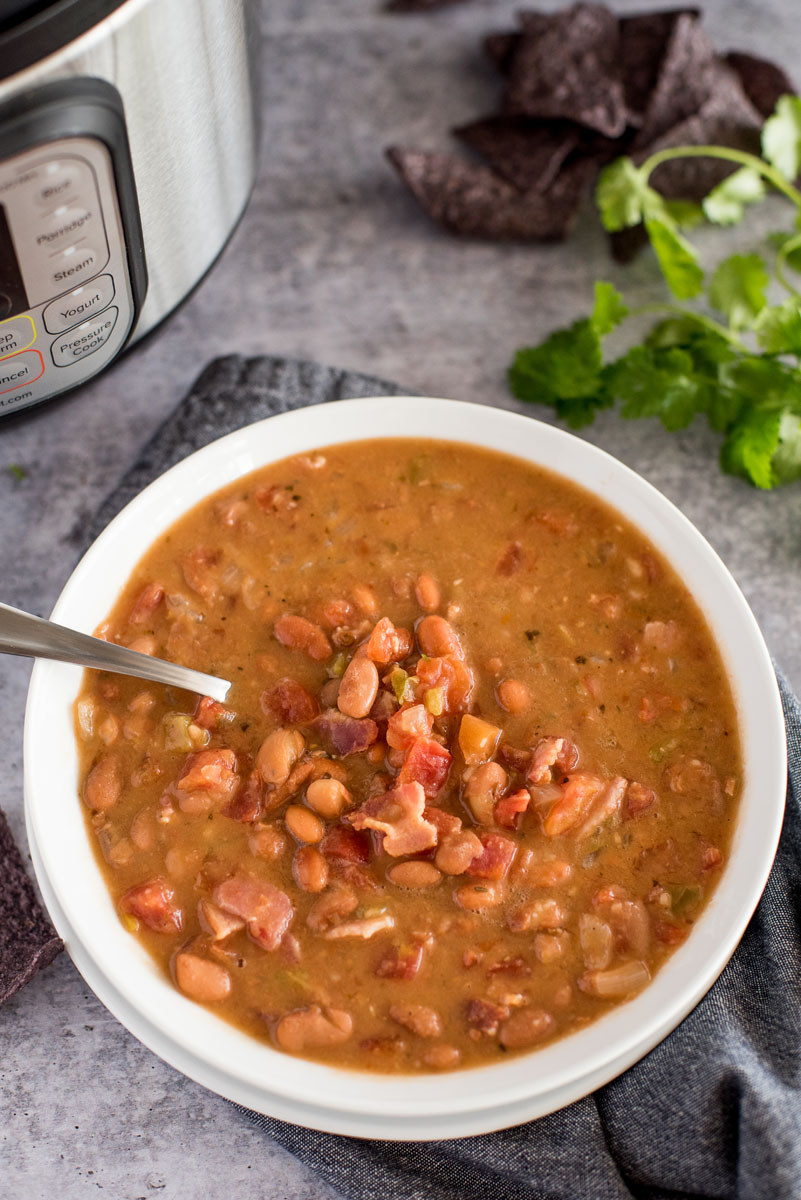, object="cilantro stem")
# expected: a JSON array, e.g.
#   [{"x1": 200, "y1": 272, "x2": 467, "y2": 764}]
[
  {"x1": 640, "y1": 146, "x2": 801, "y2": 211},
  {"x1": 773, "y1": 231, "x2": 801, "y2": 298},
  {"x1": 630, "y1": 303, "x2": 747, "y2": 348}
]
